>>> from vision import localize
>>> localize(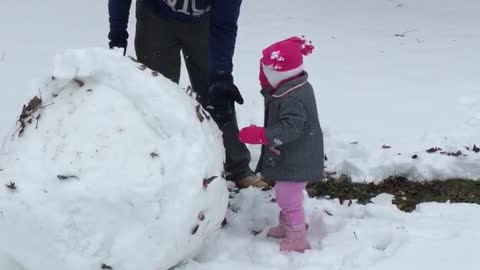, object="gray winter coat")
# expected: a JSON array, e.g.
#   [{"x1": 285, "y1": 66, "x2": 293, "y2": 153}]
[{"x1": 255, "y1": 72, "x2": 324, "y2": 182}]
